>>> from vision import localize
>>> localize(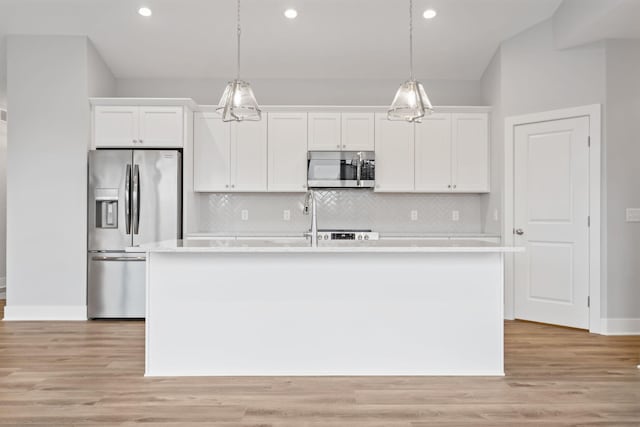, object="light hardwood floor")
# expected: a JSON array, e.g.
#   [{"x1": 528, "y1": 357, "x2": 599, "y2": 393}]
[{"x1": 0, "y1": 300, "x2": 639, "y2": 426}]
